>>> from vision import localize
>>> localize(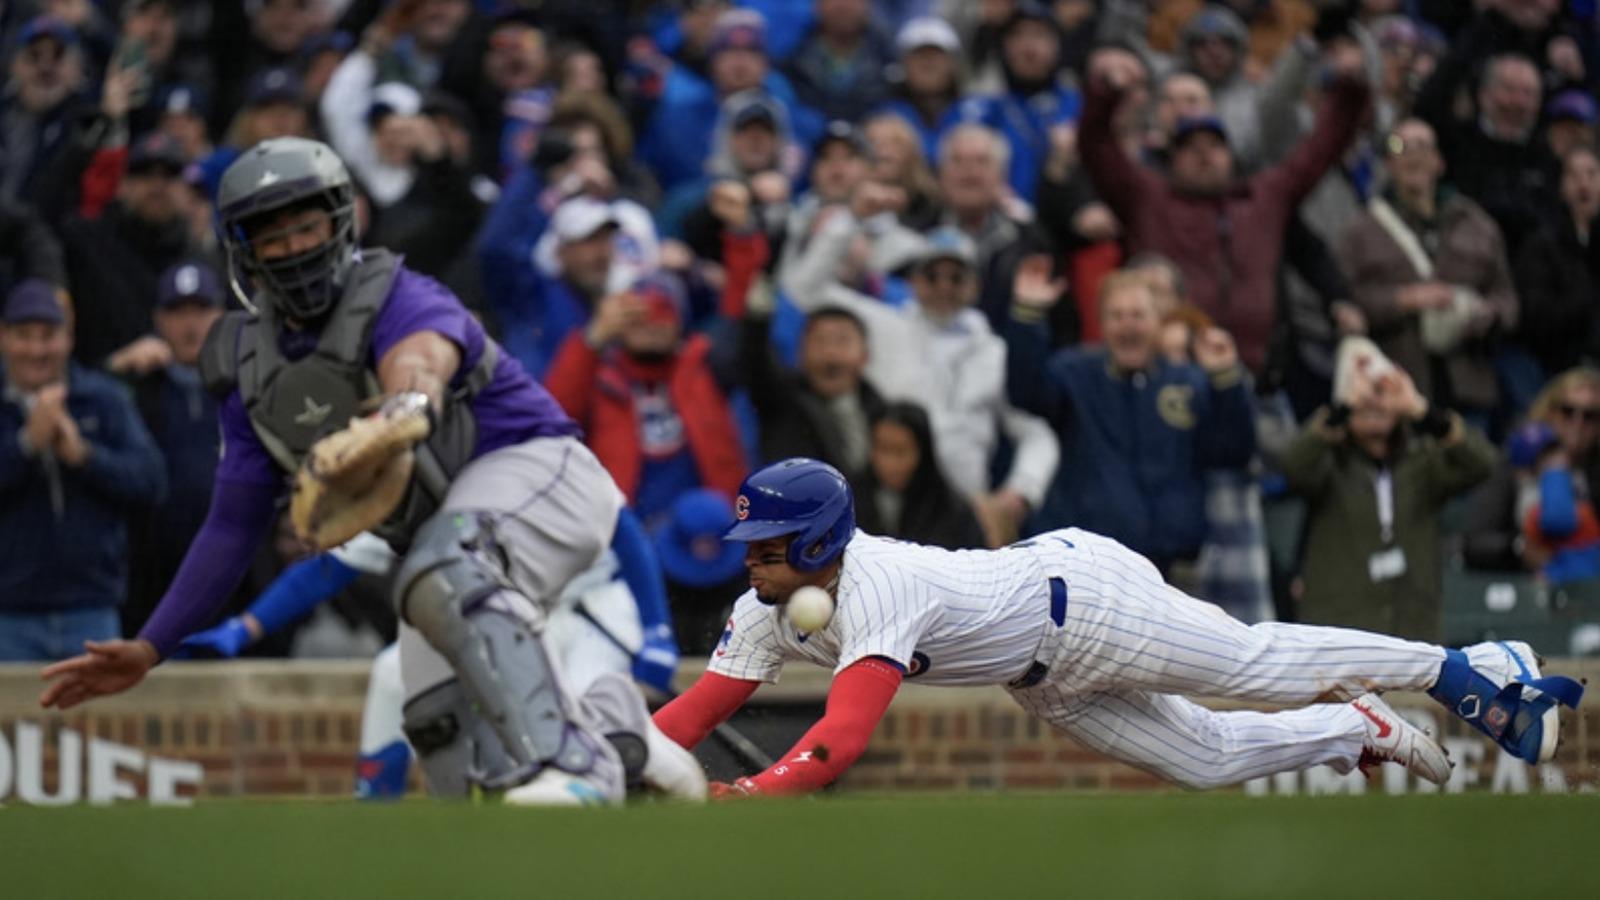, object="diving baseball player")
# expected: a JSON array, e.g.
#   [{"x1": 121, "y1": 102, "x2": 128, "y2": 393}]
[
  {"x1": 40, "y1": 137, "x2": 693, "y2": 806},
  {"x1": 655, "y1": 459, "x2": 1585, "y2": 796}
]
